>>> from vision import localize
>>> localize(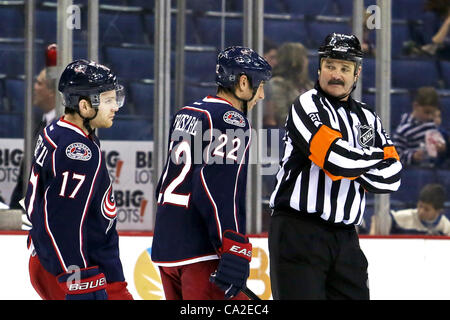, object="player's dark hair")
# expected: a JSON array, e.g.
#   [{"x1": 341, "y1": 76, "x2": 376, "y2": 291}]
[
  {"x1": 216, "y1": 85, "x2": 229, "y2": 95},
  {"x1": 64, "y1": 107, "x2": 76, "y2": 115},
  {"x1": 419, "y1": 183, "x2": 446, "y2": 210},
  {"x1": 216, "y1": 75, "x2": 254, "y2": 95},
  {"x1": 64, "y1": 96, "x2": 91, "y2": 115}
]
